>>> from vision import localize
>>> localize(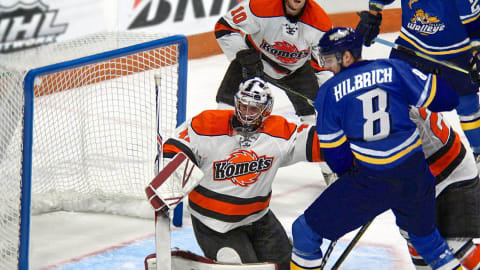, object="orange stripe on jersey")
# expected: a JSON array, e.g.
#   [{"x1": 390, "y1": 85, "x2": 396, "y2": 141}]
[
  {"x1": 249, "y1": 0, "x2": 284, "y2": 17},
  {"x1": 214, "y1": 21, "x2": 240, "y2": 34},
  {"x1": 188, "y1": 189, "x2": 271, "y2": 216},
  {"x1": 310, "y1": 58, "x2": 323, "y2": 72},
  {"x1": 429, "y1": 132, "x2": 462, "y2": 177},
  {"x1": 300, "y1": 0, "x2": 332, "y2": 31},
  {"x1": 163, "y1": 144, "x2": 183, "y2": 155},
  {"x1": 261, "y1": 115, "x2": 297, "y2": 140},
  {"x1": 249, "y1": 0, "x2": 331, "y2": 31},
  {"x1": 191, "y1": 110, "x2": 234, "y2": 136}
]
